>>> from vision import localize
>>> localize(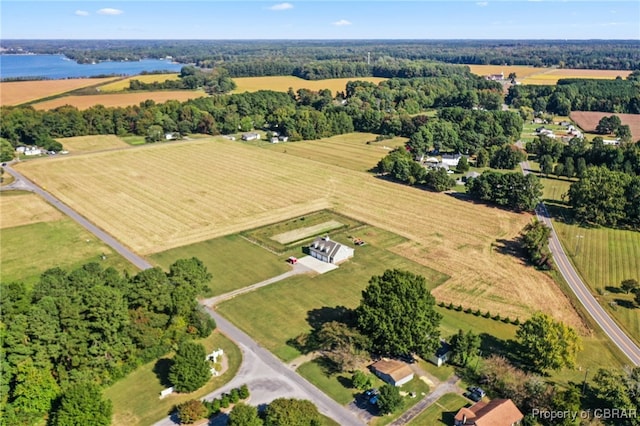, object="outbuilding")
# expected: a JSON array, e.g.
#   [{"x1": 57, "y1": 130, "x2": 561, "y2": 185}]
[{"x1": 370, "y1": 359, "x2": 414, "y2": 387}]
